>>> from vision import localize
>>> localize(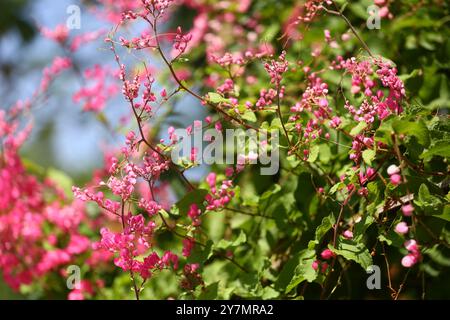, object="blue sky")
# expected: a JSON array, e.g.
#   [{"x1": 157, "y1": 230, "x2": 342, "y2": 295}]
[{"x1": 0, "y1": 0, "x2": 207, "y2": 181}]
